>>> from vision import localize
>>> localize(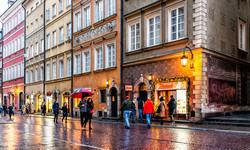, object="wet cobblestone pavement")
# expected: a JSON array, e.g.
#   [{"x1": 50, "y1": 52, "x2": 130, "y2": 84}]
[{"x1": 0, "y1": 115, "x2": 250, "y2": 150}]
